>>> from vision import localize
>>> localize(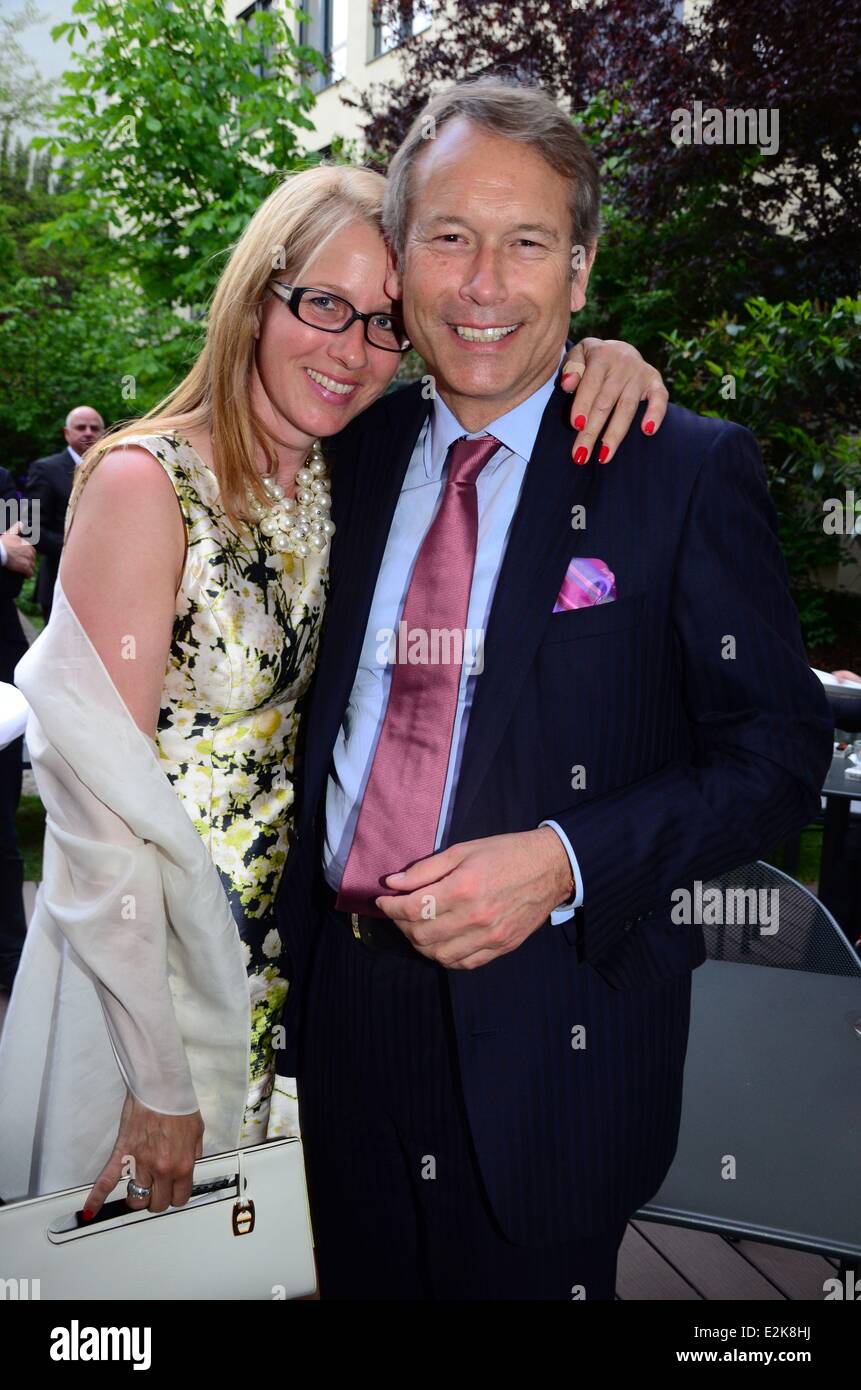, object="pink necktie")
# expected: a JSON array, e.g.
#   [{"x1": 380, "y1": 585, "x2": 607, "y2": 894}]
[{"x1": 336, "y1": 433, "x2": 501, "y2": 917}]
